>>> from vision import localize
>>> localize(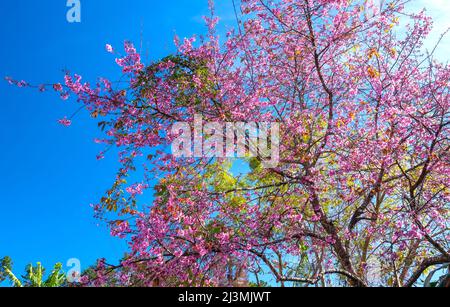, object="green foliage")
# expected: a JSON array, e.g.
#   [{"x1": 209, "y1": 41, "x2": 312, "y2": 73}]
[
  {"x1": 136, "y1": 54, "x2": 217, "y2": 109},
  {"x1": 248, "y1": 281, "x2": 270, "y2": 287},
  {"x1": 0, "y1": 256, "x2": 13, "y2": 282},
  {"x1": 0, "y1": 257, "x2": 66, "y2": 288}
]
